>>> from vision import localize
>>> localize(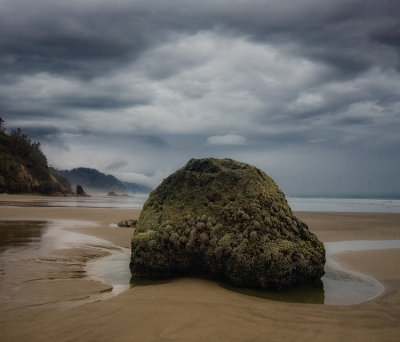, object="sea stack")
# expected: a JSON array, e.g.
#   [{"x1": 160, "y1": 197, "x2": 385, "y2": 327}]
[
  {"x1": 76, "y1": 184, "x2": 89, "y2": 197},
  {"x1": 130, "y1": 158, "x2": 325, "y2": 289}
]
